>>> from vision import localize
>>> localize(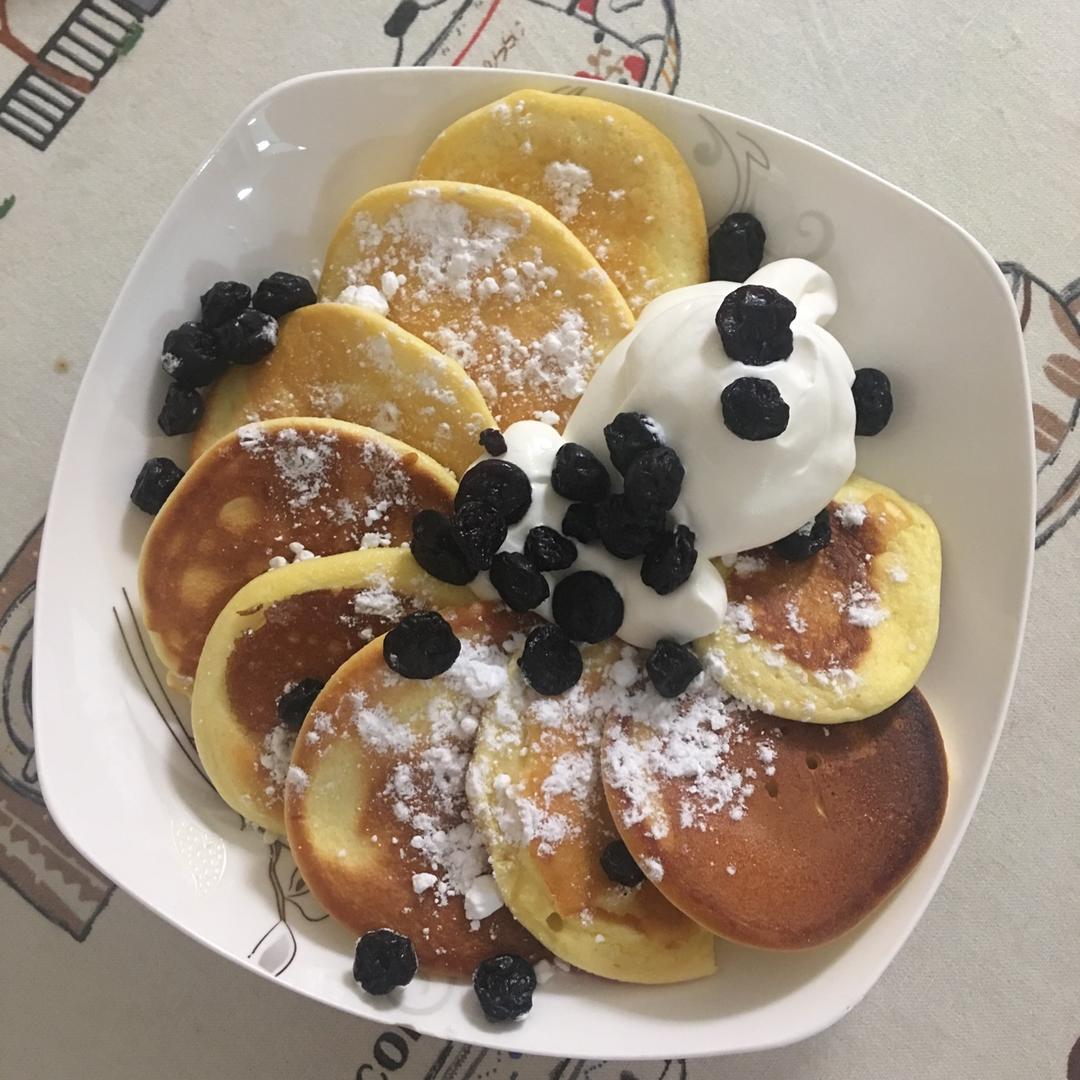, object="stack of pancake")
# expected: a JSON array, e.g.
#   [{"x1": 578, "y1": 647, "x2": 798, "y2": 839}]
[{"x1": 138, "y1": 90, "x2": 947, "y2": 985}]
